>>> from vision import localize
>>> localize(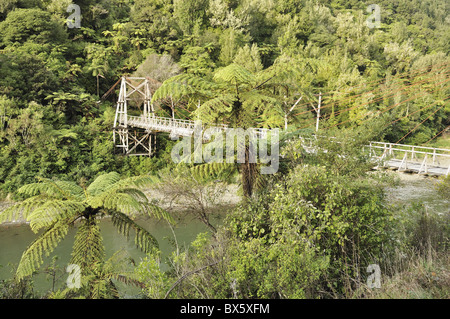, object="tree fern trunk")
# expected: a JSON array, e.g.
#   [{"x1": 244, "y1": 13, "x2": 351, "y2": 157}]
[{"x1": 241, "y1": 144, "x2": 256, "y2": 198}]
